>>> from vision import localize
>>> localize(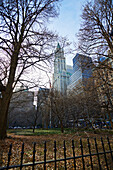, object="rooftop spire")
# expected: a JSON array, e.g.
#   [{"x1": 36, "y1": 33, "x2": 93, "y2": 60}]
[{"x1": 57, "y1": 43, "x2": 61, "y2": 49}]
